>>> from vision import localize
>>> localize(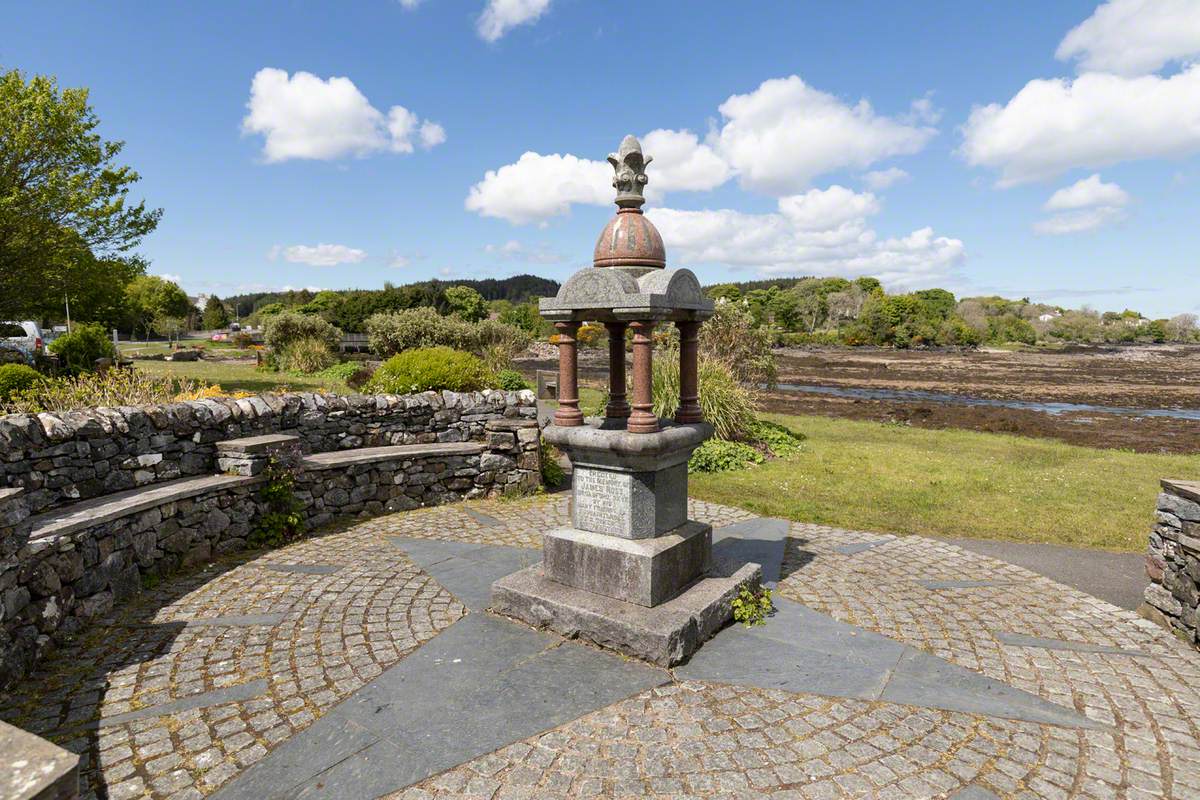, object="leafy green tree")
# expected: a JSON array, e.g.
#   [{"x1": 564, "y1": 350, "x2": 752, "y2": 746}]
[
  {"x1": 0, "y1": 68, "x2": 161, "y2": 320},
  {"x1": 499, "y1": 302, "x2": 545, "y2": 336},
  {"x1": 125, "y1": 275, "x2": 191, "y2": 339},
  {"x1": 853, "y1": 277, "x2": 882, "y2": 295},
  {"x1": 201, "y1": 295, "x2": 230, "y2": 329},
  {"x1": 706, "y1": 284, "x2": 742, "y2": 303},
  {"x1": 444, "y1": 285, "x2": 488, "y2": 322},
  {"x1": 914, "y1": 288, "x2": 956, "y2": 321}
]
